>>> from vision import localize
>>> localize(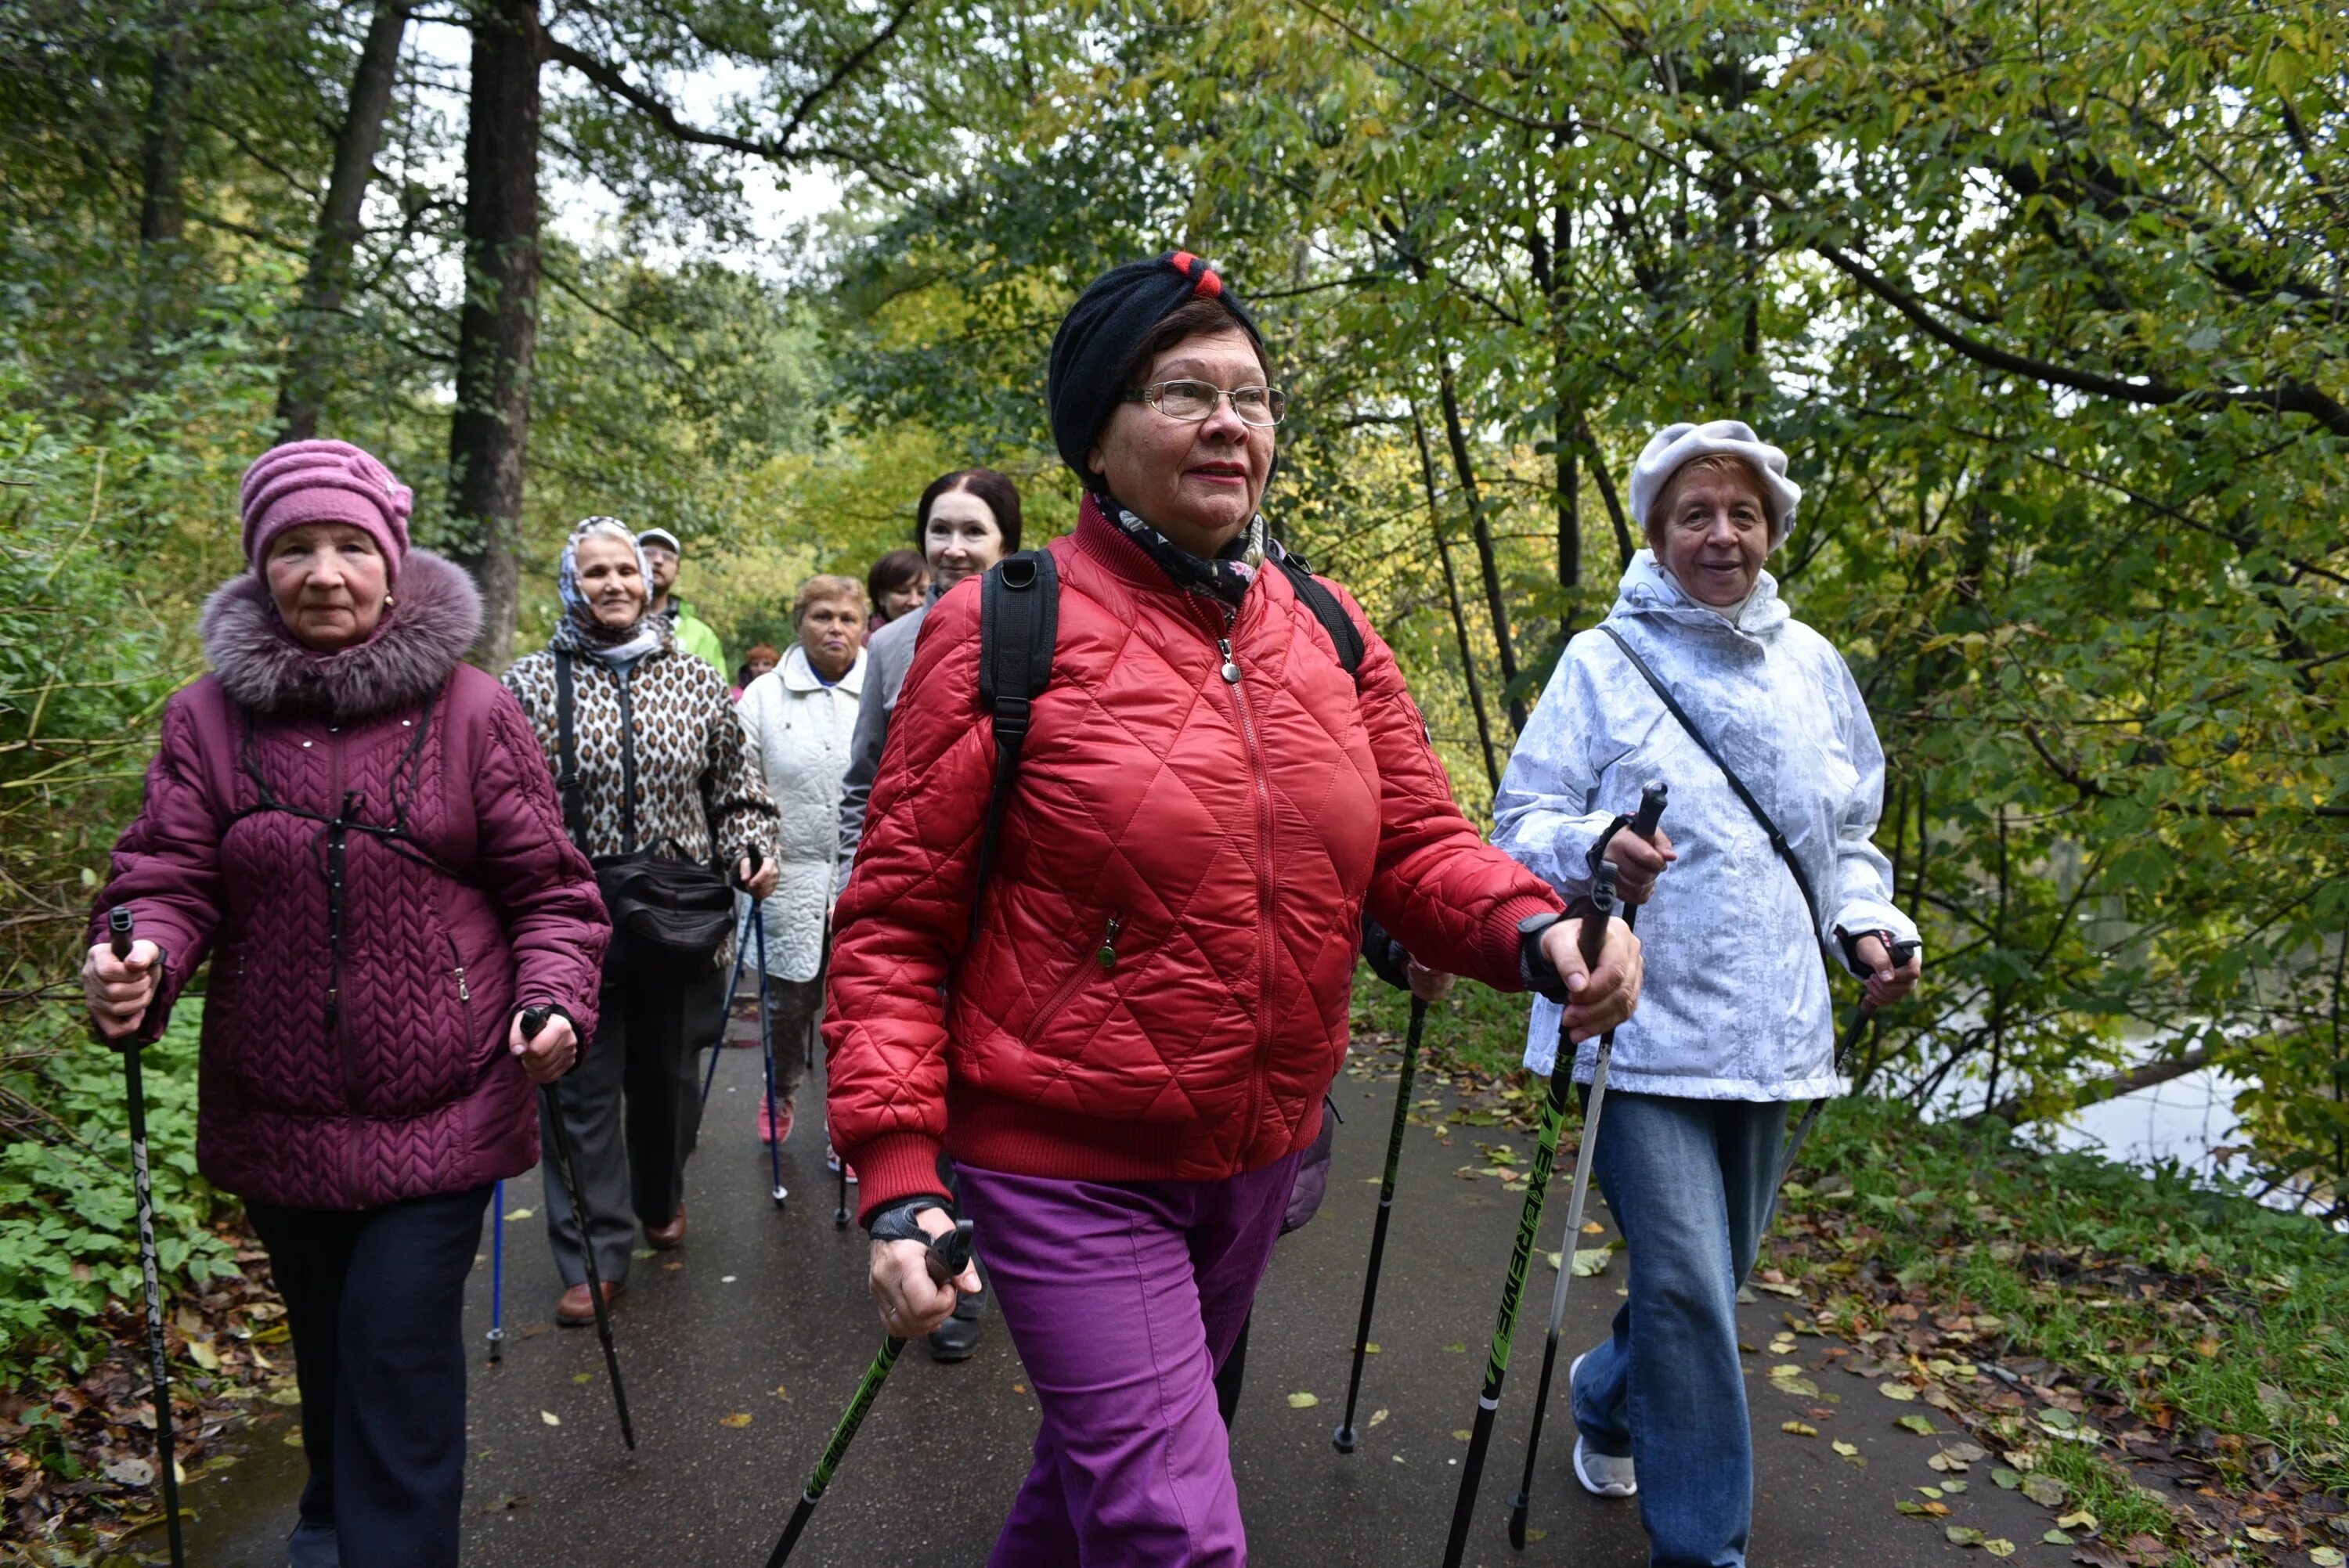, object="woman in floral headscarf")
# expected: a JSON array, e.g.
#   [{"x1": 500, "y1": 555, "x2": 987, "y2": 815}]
[{"x1": 500, "y1": 517, "x2": 780, "y2": 1323}]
